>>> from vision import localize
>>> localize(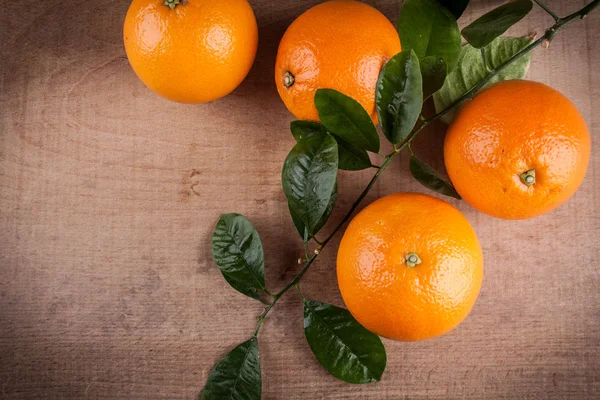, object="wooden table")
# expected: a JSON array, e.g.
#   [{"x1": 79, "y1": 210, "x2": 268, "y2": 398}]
[{"x1": 1, "y1": 0, "x2": 598, "y2": 398}]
